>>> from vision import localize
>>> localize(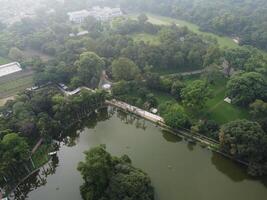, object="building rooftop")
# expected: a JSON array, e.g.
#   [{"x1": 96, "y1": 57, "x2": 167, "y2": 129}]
[{"x1": 0, "y1": 62, "x2": 22, "y2": 77}]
